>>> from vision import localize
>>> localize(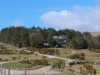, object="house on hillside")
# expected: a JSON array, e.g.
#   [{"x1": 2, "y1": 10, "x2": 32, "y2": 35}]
[
  {"x1": 53, "y1": 36, "x2": 67, "y2": 44},
  {"x1": 43, "y1": 35, "x2": 67, "y2": 47}
]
